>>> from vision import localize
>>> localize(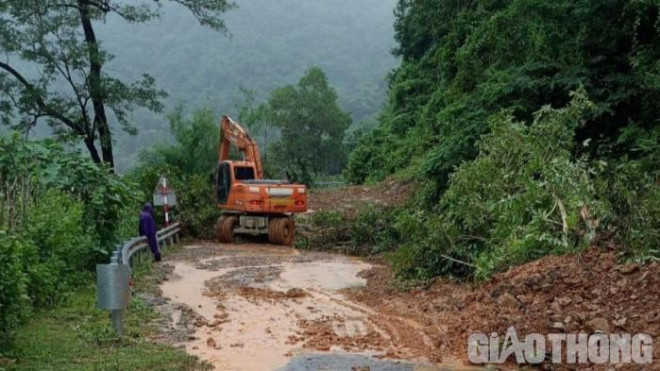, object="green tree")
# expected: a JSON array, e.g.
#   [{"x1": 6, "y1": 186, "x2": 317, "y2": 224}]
[
  {"x1": 0, "y1": 0, "x2": 234, "y2": 169},
  {"x1": 347, "y1": 0, "x2": 660, "y2": 195},
  {"x1": 266, "y1": 67, "x2": 352, "y2": 175},
  {"x1": 138, "y1": 108, "x2": 219, "y2": 176}
]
